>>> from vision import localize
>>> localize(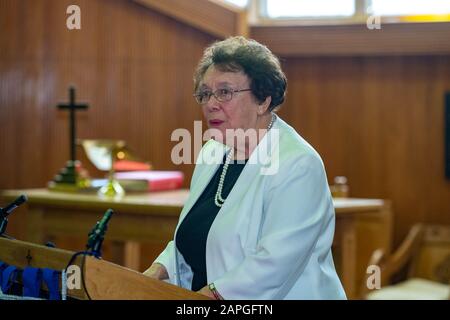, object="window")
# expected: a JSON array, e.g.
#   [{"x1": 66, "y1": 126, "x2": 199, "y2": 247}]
[
  {"x1": 218, "y1": 0, "x2": 450, "y2": 24},
  {"x1": 370, "y1": 0, "x2": 450, "y2": 16},
  {"x1": 222, "y1": 0, "x2": 248, "y2": 8},
  {"x1": 265, "y1": 0, "x2": 355, "y2": 18}
]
